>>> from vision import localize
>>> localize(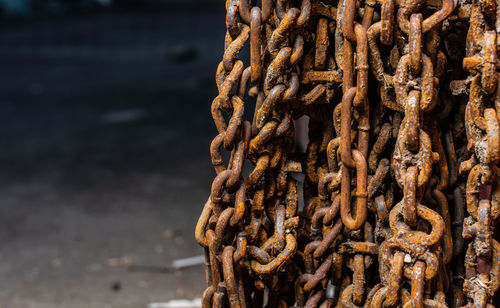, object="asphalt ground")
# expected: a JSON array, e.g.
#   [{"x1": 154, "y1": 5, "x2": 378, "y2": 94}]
[{"x1": 0, "y1": 7, "x2": 225, "y2": 307}]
